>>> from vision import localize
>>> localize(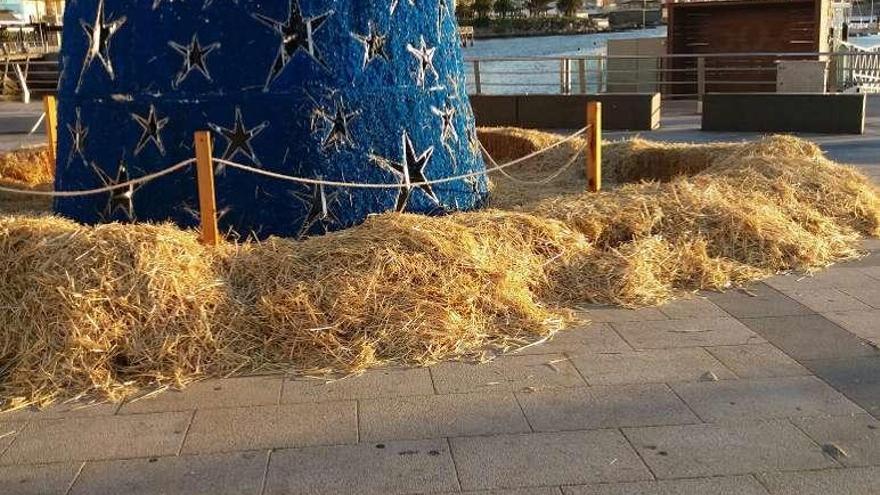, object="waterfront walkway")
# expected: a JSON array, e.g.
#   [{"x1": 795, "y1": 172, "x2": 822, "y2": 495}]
[{"x1": 2, "y1": 99, "x2": 880, "y2": 494}]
